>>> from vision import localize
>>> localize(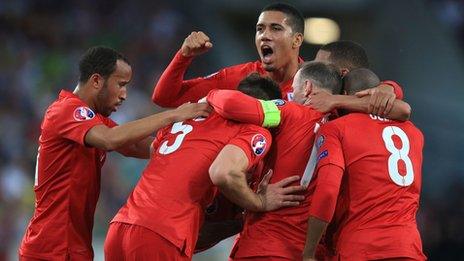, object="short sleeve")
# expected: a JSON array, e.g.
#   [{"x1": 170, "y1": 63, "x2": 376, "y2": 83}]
[
  {"x1": 315, "y1": 121, "x2": 345, "y2": 172},
  {"x1": 382, "y1": 80, "x2": 404, "y2": 100},
  {"x1": 228, "y1": 124, "x2": 272, "y2": 171},
  {"x1": 52, "y1": 101, "x2": 105, "y2": 145},
  {"x1": 101, "y1": 117, "x2": 118, "y2": 128},
  {"x1": 150, "y1": 127, "x2": 168, "y2": 155}
]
